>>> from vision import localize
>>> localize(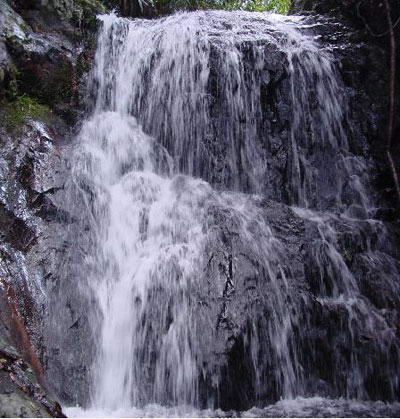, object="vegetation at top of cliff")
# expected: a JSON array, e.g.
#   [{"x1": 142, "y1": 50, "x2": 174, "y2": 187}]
[
  {"x1": 1, "y1": 96, "x2": 50, "y2": 131},
  {"x1": 73, "y1": 0, "x2": 109, "y2": 29},
  {"x1": 119, "y1": 0, "x2": 291, "y2": 17},
  {"x1": 76, "y1": 0, "x2": 108, "y2": 10},
  {"x1": 166, "y1": 0, "x2": 292, "y2": 13}
]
